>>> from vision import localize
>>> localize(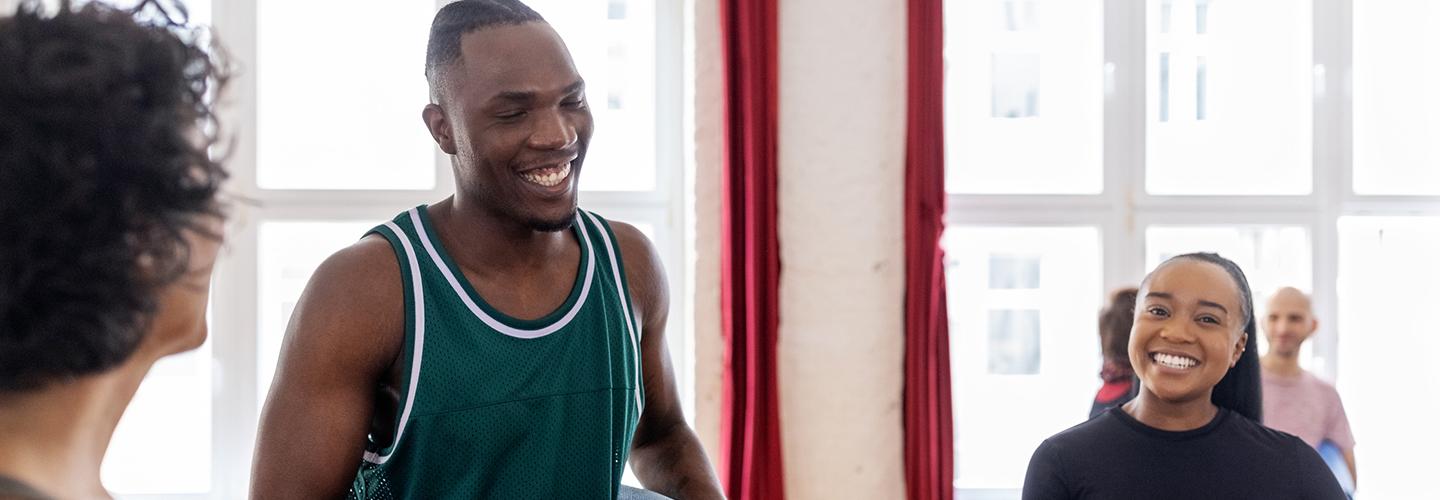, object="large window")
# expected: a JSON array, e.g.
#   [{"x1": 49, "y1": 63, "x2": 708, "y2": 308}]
[
  {"x1": 943, "y1": 227, "x2": 1101, "y2": 488},
  {"x1": 1146, "y1": 0, "x2": 1313, "y2": 195},
  {"x1": 91, "y1": 1, "x2": 691, "y2": 498},
  {"x1": 945, "y1": 0, "x2": 1103, "y2": 194},
  {"x1": 944, "y1": 0, "x2": 1440, "y2": 498}
]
